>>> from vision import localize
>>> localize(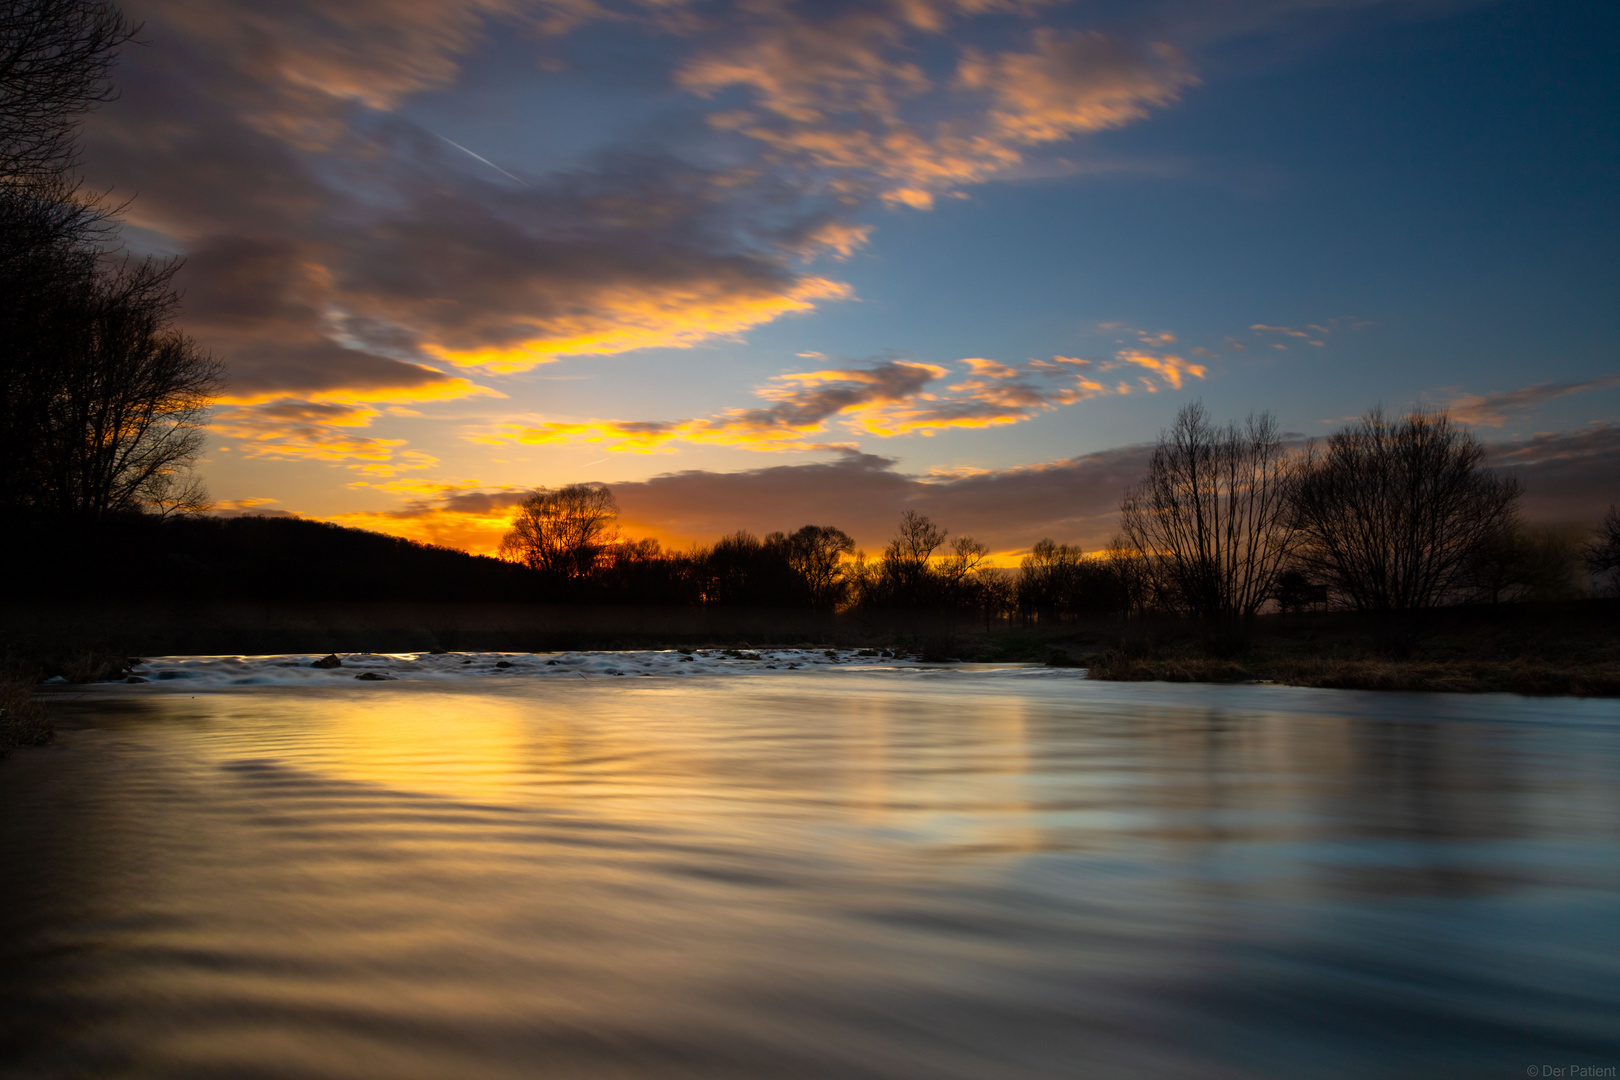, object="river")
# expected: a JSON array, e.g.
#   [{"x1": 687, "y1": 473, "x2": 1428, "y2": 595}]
[{"x1": 2, "y1": 659, "x2": 1616, "y2": 1078}]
